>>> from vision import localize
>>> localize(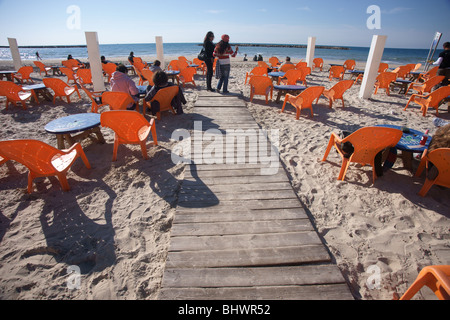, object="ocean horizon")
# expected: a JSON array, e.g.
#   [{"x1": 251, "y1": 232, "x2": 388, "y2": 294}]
[{"x1": 0, "y1": 42, "x2": 438, "y2": 66}]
